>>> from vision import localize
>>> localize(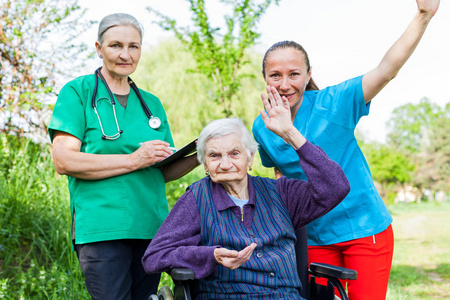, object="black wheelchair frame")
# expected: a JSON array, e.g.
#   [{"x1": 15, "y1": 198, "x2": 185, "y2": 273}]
[{"x1": 150, "y1": 228, "x2": 357, "y2": 300}]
